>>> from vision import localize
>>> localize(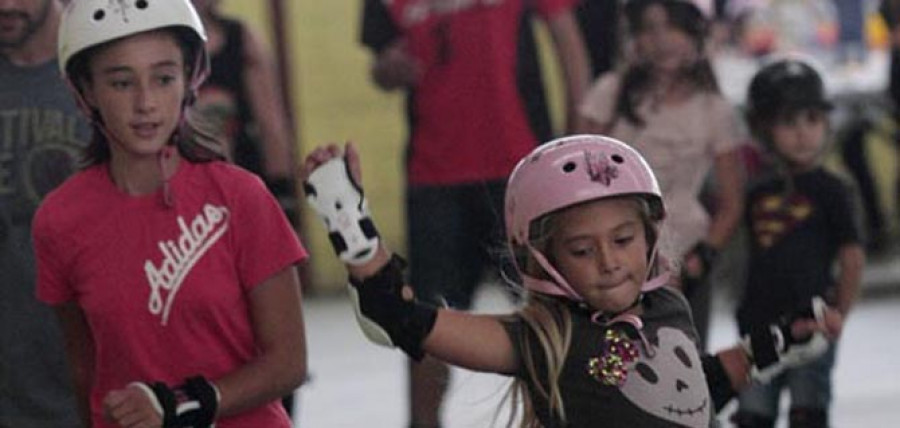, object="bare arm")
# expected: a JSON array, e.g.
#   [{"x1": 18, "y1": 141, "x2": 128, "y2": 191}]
[
  {"x1": 545, "y1": 9, "x2": 591, "y2": 133},
  {"x1": 347, "y1": 245, "x2": 518, "y2": 374},
  {"x1": 241, "y1": 26, "x2": 296, "y2": 180},
  {"x1": 55, "y1": 303, "x2": 95, "y2": 427},
  {"x1": 214, "y1": 266, "x2": 307, "y2": 417},
  {"x1": 834, "y1": 243, "x2": 865, "y2": 318},
  {"x1": 369, "y1": 39, "x2": 420, "y2": 91},
  {"x1": 425, "y1": 310, "x2": 517, "y2": 374},
  {"x1": 706, "y1": 149, "x2": 744, "y2": 249}
]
